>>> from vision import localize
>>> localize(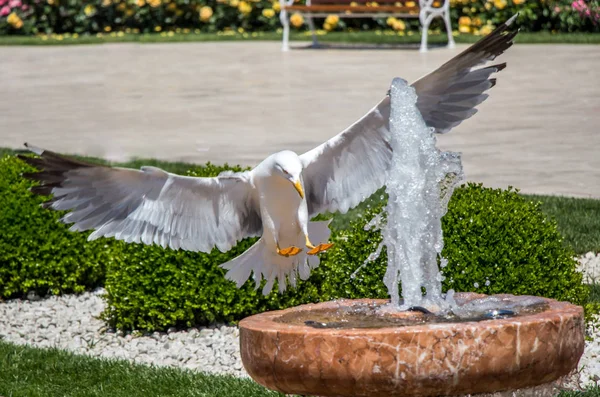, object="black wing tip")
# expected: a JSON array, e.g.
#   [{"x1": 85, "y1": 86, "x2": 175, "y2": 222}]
[{"x1": 495, "y1": 62, "x2": 508, "y2": 72}]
